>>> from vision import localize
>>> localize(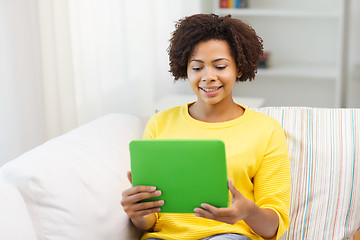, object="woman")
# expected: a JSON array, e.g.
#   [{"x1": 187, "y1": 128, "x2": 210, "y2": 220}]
[{"x1": 121, "y1": 14, "x2": 290, "y2": 240}]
